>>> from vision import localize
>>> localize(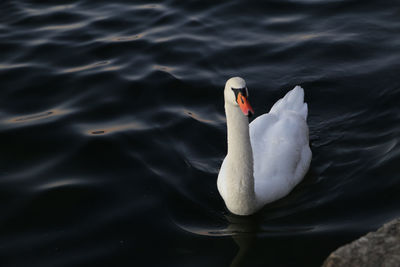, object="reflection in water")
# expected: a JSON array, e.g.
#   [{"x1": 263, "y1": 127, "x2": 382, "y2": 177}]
[
  {"x1": 175, "y1": 212, "x2": 262, "y2": 267},
  {"x1": 225, "y1": 214, "x2": 260, "y2": 267},
  {"x1": 61, "y1": 61, "x2": 110, "y2": 73},
  {"x1": 3, "y1": 108, "x2": 72, "y2": 125},
  {"x1": 39, "y1": 22, "x2": 86, "y2": 31},
  {"x1": 81, "y1": 121, "x2": 150, "y2": 136}
]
